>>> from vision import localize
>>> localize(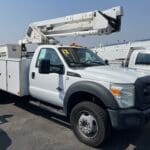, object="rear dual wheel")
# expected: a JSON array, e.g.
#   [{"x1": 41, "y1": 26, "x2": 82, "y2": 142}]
[{"x1": 70, "y1": 101, "x2": 110, "y2": 147}]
